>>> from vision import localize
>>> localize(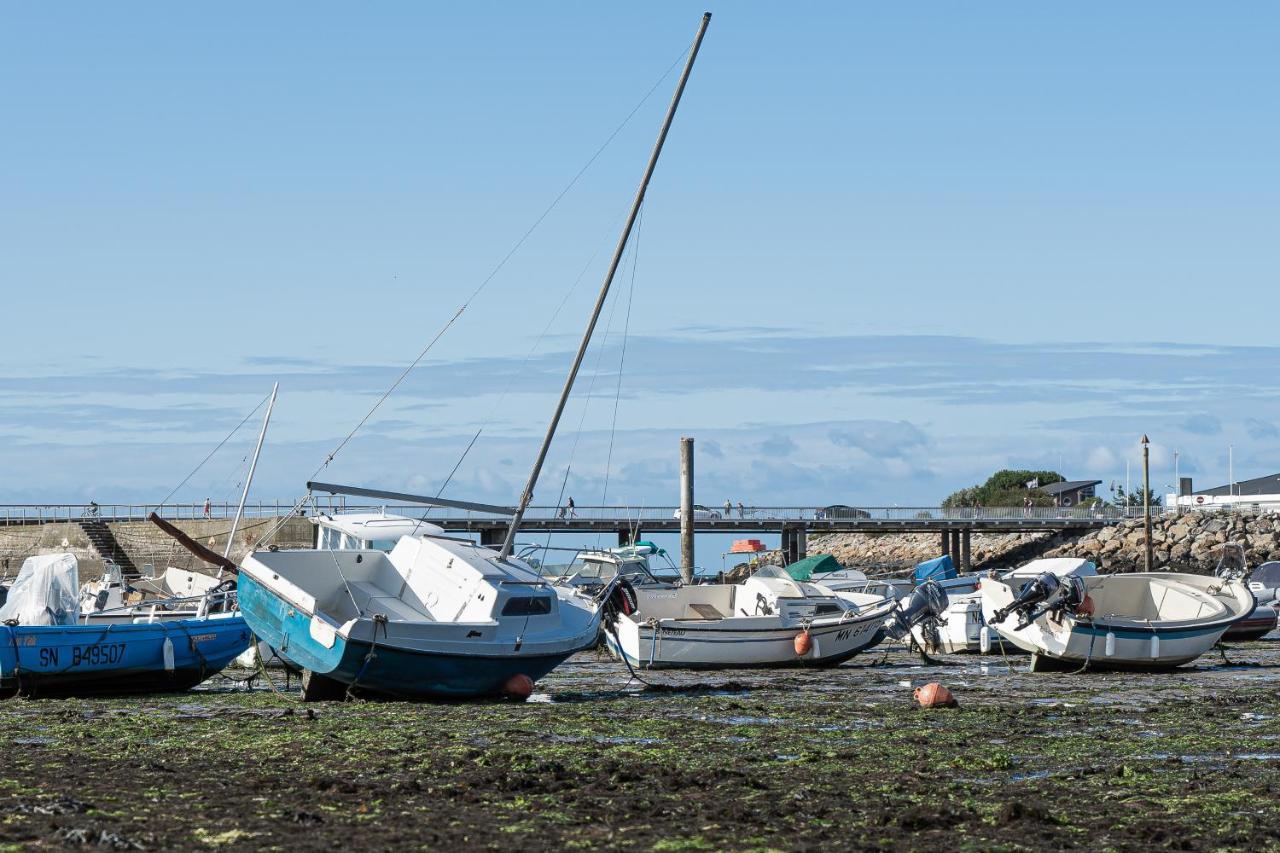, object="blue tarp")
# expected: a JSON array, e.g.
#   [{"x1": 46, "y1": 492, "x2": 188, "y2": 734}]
[{"x1": 913, "y1": 555, "x2": 956, "y2": 584}]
